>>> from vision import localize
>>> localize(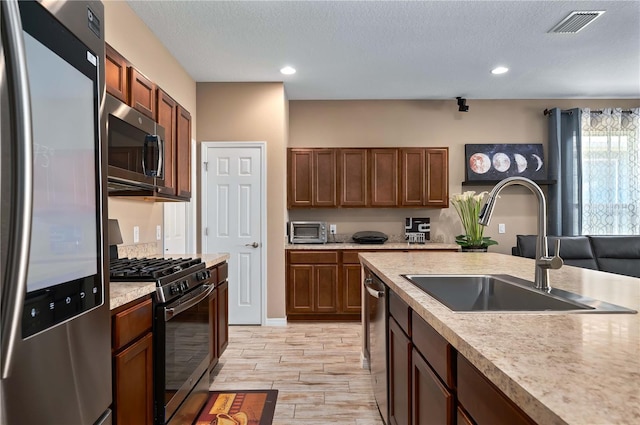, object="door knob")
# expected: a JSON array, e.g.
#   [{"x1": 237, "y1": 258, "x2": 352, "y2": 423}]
[{"x1": 245, "y1": 242, "x2": 259, "y2": 248}]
